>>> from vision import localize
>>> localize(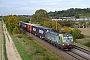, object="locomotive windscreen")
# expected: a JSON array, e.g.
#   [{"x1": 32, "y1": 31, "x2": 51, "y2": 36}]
[{"x1": 63, "y1": 34, "x2": 73, "y2": 44}]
